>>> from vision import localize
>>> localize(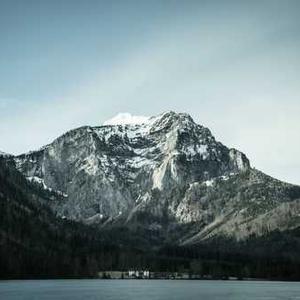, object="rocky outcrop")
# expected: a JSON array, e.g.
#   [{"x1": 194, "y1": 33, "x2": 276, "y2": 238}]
[{"x1": 11, "y1": 111, "x2": 300, "y2": 243}]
